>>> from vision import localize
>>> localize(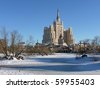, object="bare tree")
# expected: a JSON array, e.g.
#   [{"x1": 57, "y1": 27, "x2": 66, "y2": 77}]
[
  {"x1": 83, "y1": 39, "x2": 91, "y2": 44},
  {"x1": 0, "y1": 28, "x2": 8, "y2": 56},
  {"x1": 25, "y1": 35, "x2": 34, "y2": 55},
  {"x1": 9, "y1": 30, "x2": 23, "y2": 57},
  {"x1": 92, "y1": 36, "x2": 100, "y2": 53},
  {"x1": 0, "y1": 28, "x2": 24, "y2": 60},
  {"x1": 92, "y1": 36, "x2": 100, "y2": 46}
]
